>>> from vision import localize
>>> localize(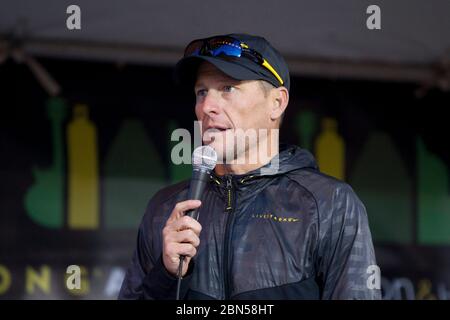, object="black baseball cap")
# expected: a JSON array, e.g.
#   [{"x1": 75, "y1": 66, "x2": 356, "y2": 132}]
[{"x1": 175, "y1": 33, "x2": 290, "y2": 92}]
